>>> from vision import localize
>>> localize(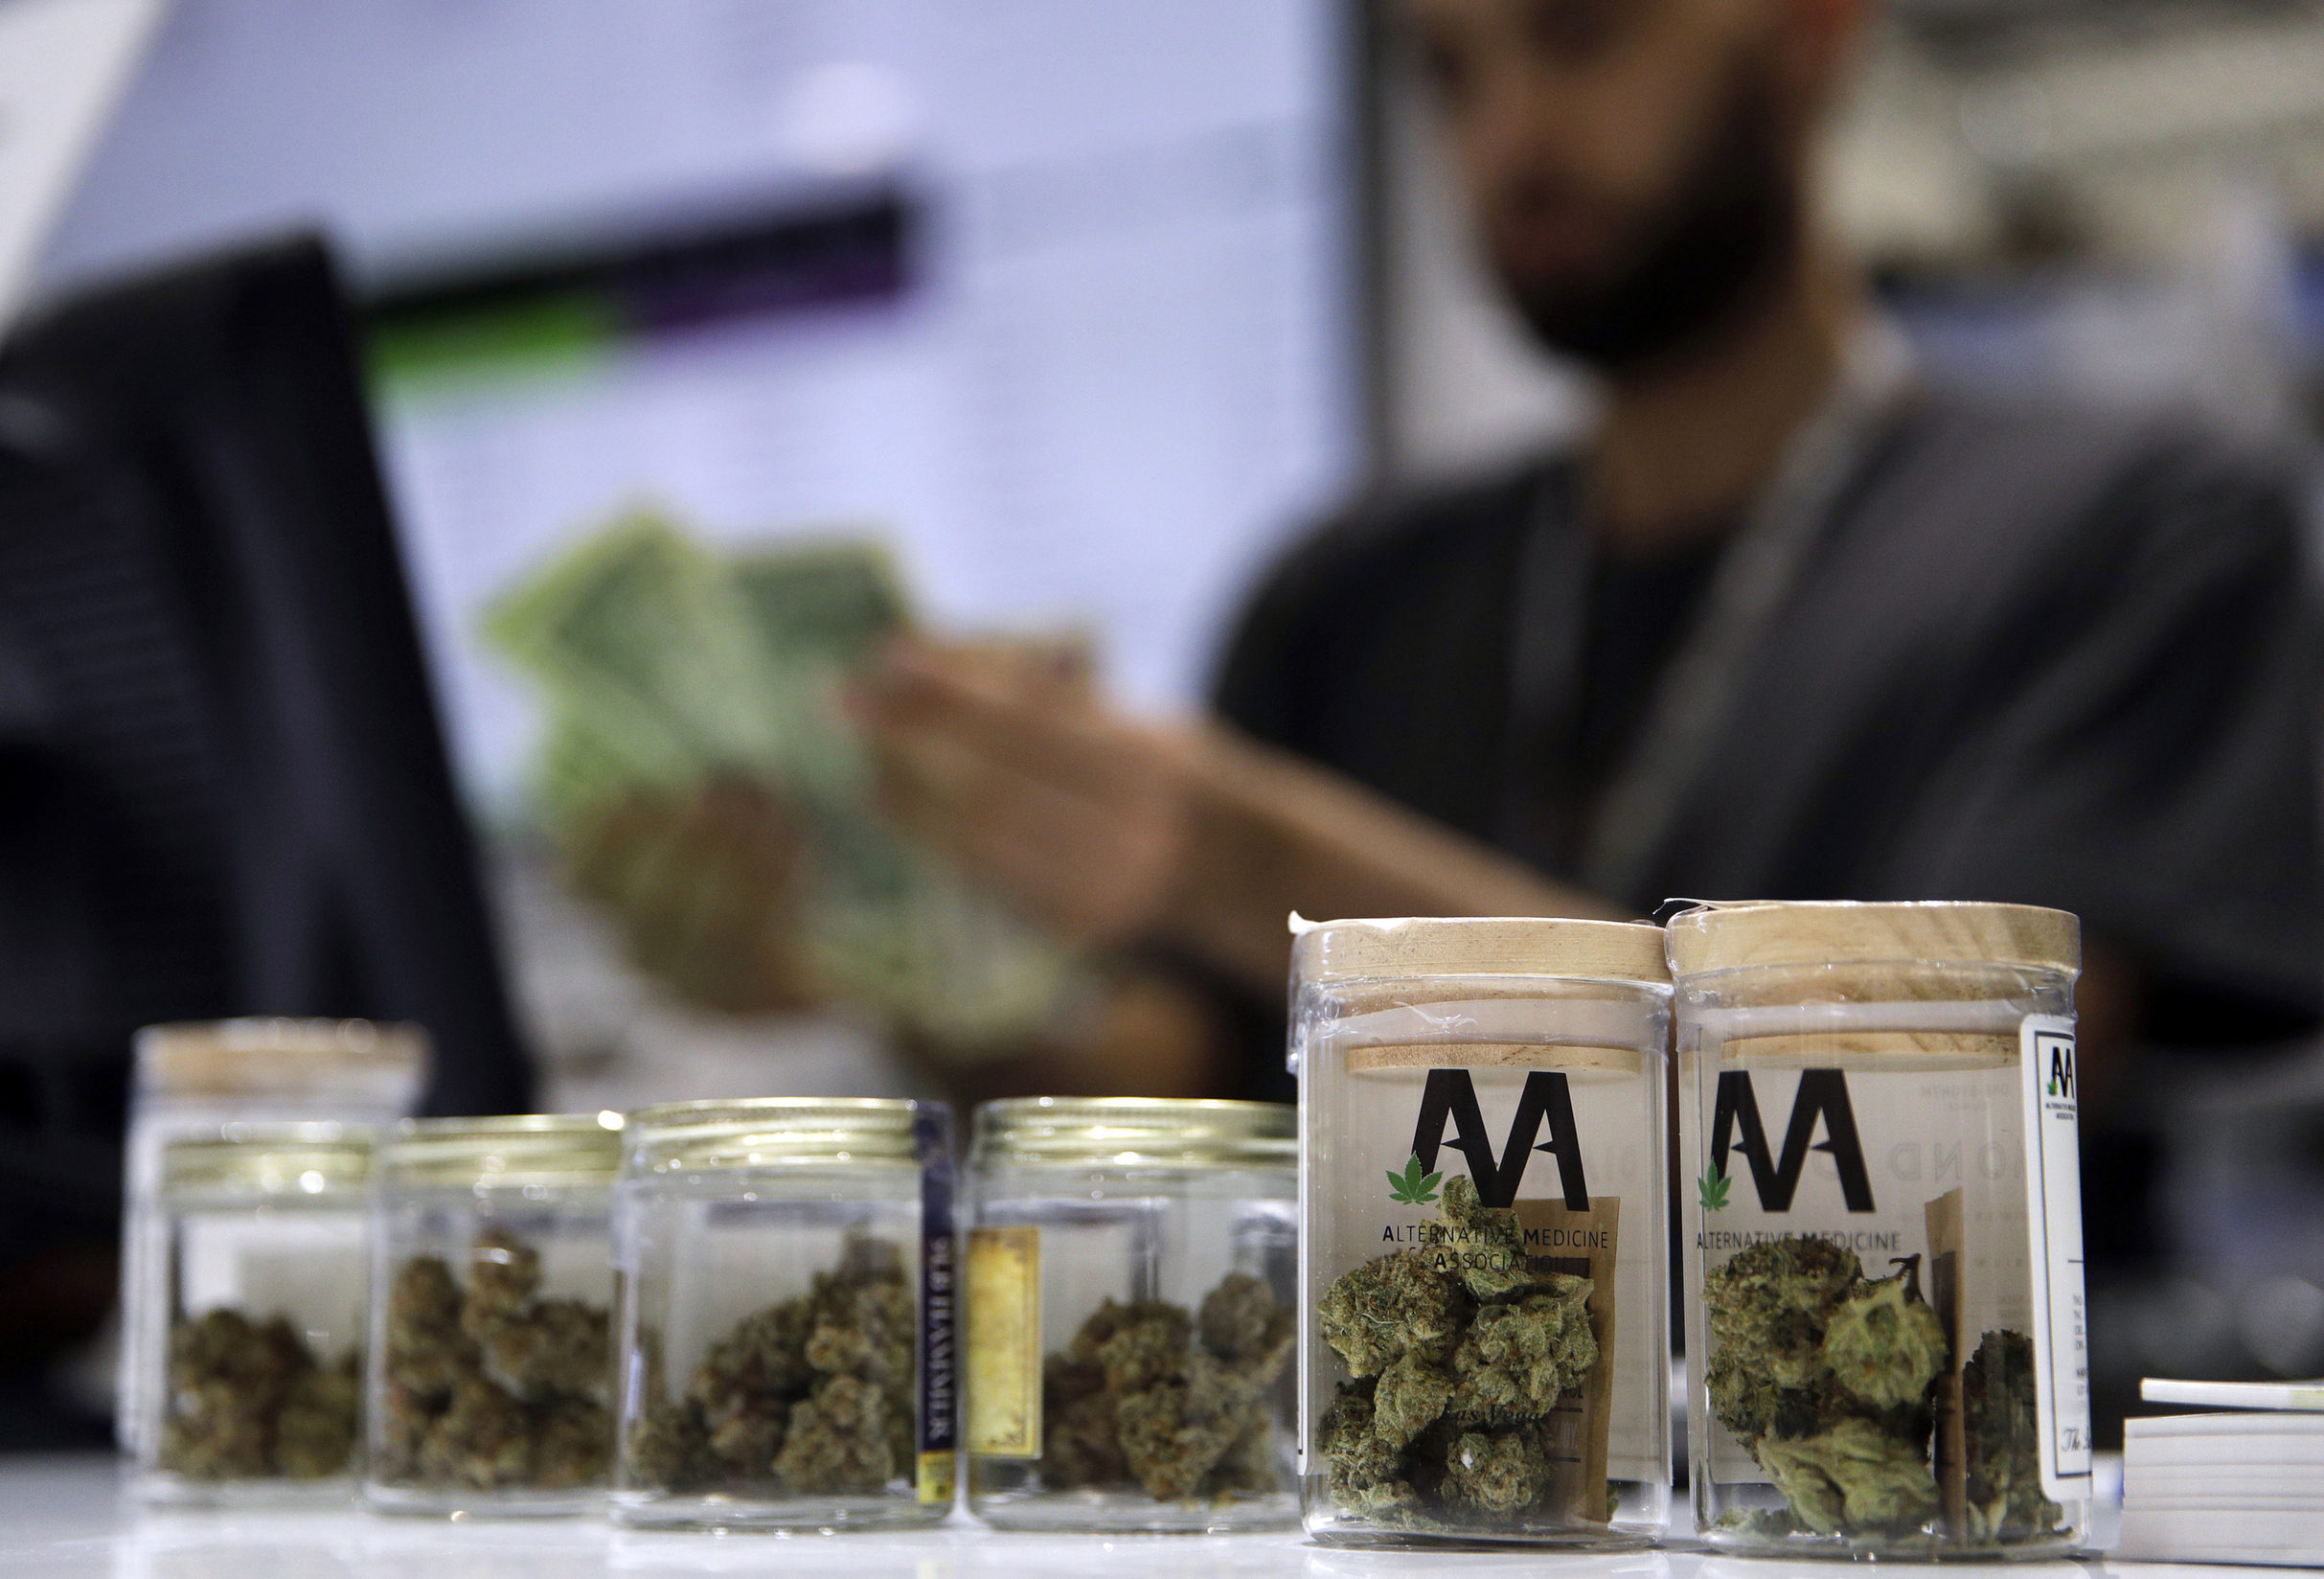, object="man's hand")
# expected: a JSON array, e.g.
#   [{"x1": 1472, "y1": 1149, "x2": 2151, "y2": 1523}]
[
  {"x1": 854, "y1": 637, "x2": 1622, "y2": 999},
  {"x1": 851, "y1": 636, "x2": 1197, "y2": 946}
]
